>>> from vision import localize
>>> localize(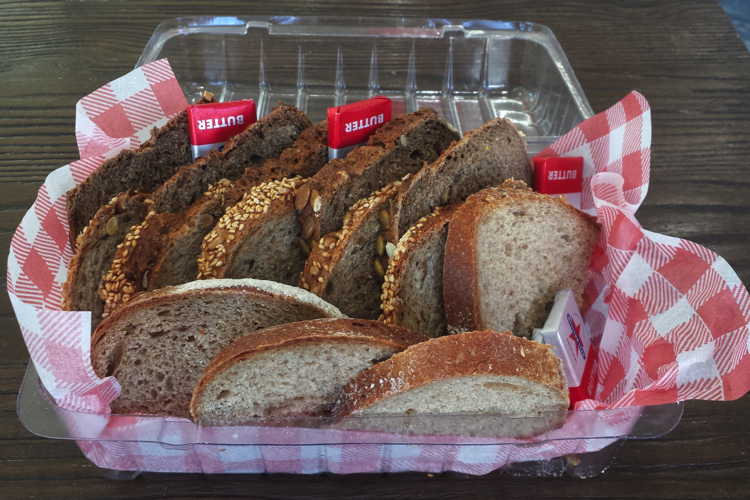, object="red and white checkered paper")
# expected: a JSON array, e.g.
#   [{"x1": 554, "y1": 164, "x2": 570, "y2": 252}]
[{"x1": 7, "y1": 61, "x2": 750, "y2": 474}]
